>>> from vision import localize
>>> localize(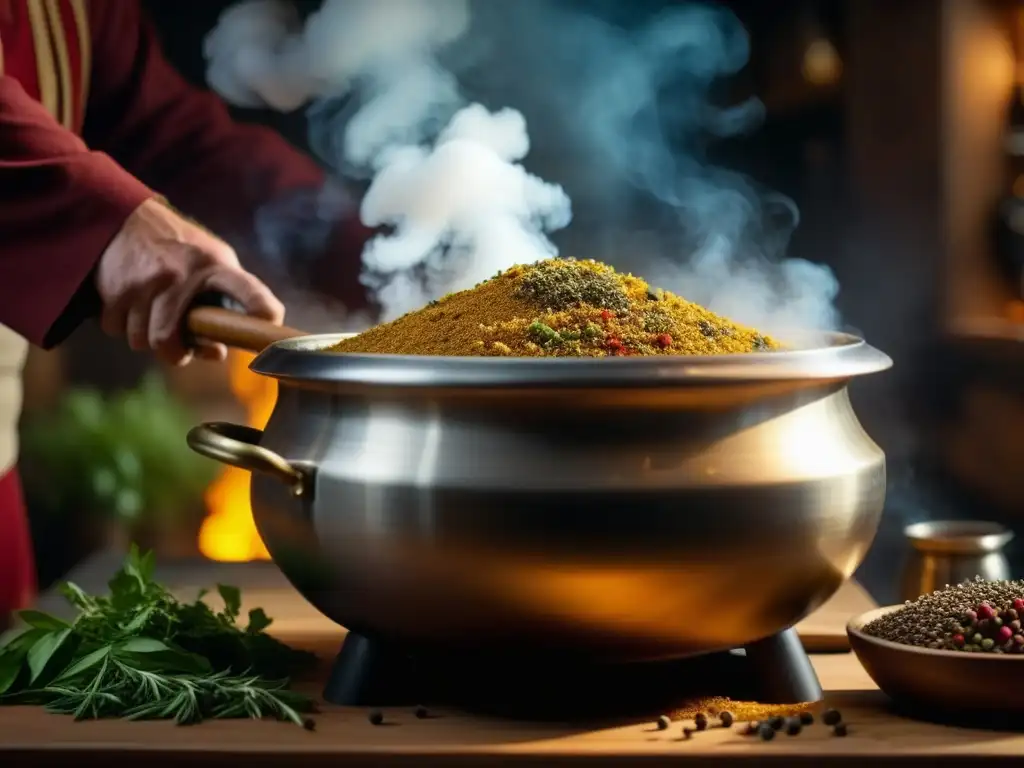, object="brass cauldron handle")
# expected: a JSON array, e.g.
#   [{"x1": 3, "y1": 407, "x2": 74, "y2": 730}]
[{"x1": 187, "y1": 422, "x2": 309, "y2": 498}]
